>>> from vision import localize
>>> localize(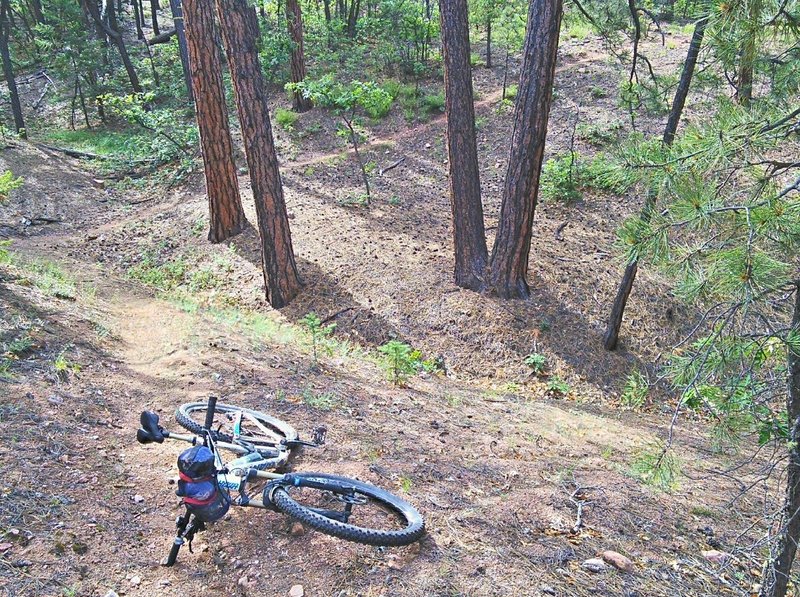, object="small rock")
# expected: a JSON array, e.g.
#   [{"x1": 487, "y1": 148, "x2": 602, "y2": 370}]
[
  {"x1": 129, "y1": 575, "x2": 141, "y2": 586},
  {"x1": 0, "y1": 543, "x2": 11, "y2": 551},
  {"x1": 238, "y1": 576, "x2": 249, "y2": 588},
  {"x1": 133, "y1": 495, "x2": 145, "y2": 504},
  {"x1": 601, "y1": 550, "x2": 635, "y2": 573},
  {"x1": 540, "y1": 585, "x2": 557, "y2": 596},
  {"x1": 289, "y1": 522, "x2": 305, "y2": 537},
  {"x1": 702, "y1": 549, "x2": 732, "y2": 565},
  {"x1": 103, "y1": 591, "x2": 119, "y2": 597},
  {"x1": 581, "y1": 557, "x2": 608, "y2": 573},
  {"x1": 289, "y1": 585, "x2": 304, "y2": 597}
]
